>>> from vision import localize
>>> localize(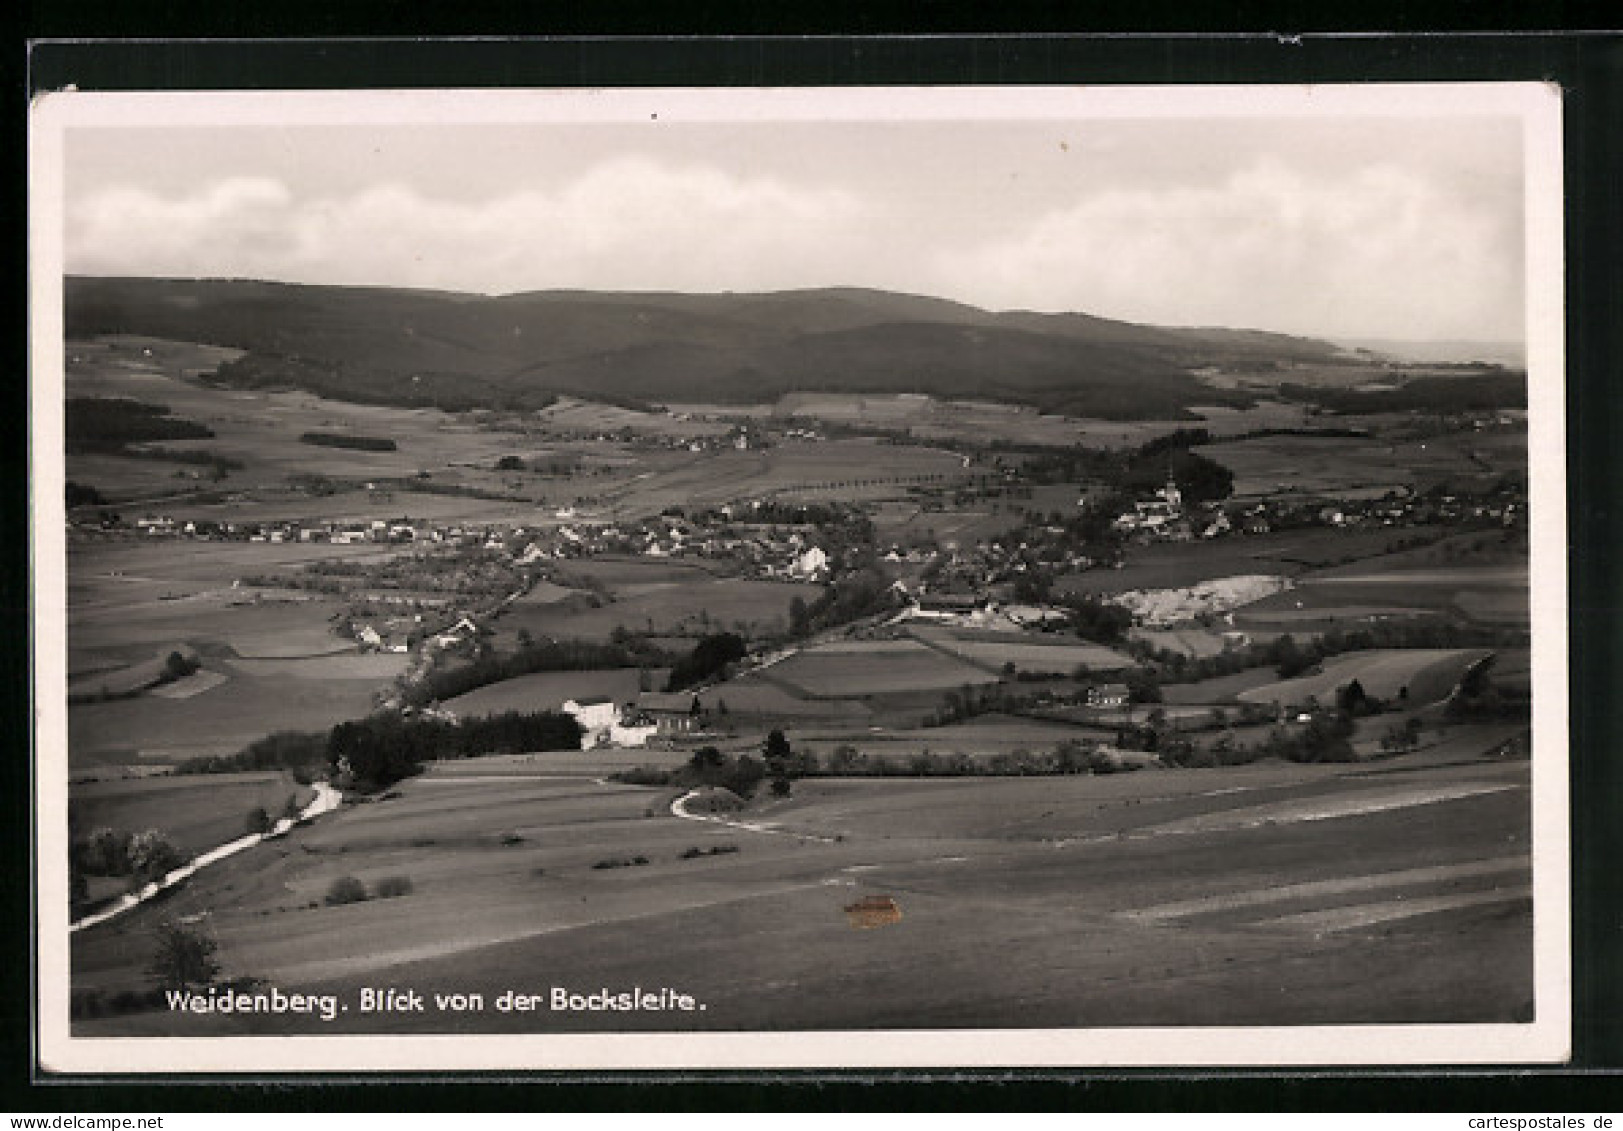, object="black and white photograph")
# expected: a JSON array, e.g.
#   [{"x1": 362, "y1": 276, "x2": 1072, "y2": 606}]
[{"x1": 30, "y1": 81, "x2": 1569, "y2": 1073}]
